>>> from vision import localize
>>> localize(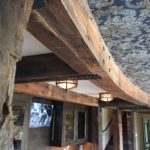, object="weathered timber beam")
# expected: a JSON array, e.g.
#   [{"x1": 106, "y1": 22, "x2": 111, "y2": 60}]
[
  {"x1": 99, "y1": 99, "x2": 138, "y2": 108},
  {"x1": 27, "y1": 0, "x2": 150, "y2": 106},
  {"x1": 100, "y1": 99, "x2": 150, "y2": 112},
  {"x1": 119, "y1": 107, "x2": 150, "y2": 112},
  {"x1": 16, "y1": 53, "x2": 76, "y2": 83},
  {"x1": 14, "y1": 83, "x2": 98, "y2": 107},
  {"x1": 16, "y1": 53, "x2": 101, "y2": 83}
]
